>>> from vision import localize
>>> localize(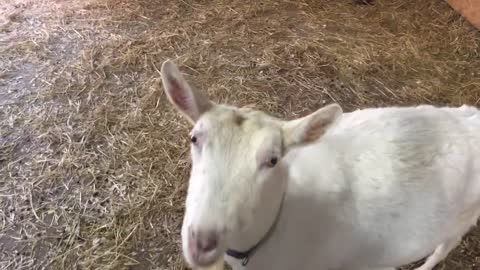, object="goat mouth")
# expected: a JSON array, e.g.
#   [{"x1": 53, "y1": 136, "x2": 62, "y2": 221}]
[
  {"x1": 184, "y1": 241, "x2": 224, "y2": 269},
  {"x1": 188, "y1": 253, "x2": 221, "y2": 268}
]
